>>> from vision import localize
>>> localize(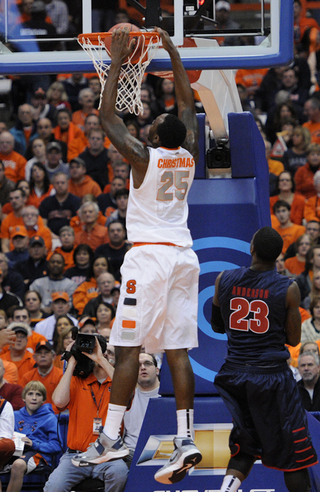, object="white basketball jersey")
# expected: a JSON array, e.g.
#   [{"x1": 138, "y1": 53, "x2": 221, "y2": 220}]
[{"x1": 127, "y1": 146, "x2": 195, "y2": 247}]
